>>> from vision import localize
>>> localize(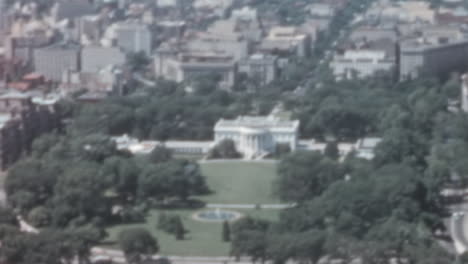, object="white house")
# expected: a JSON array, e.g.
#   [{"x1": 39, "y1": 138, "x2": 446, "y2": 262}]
[{"x1": 214, "y1": 115, "x2": 300, "y2": 159}]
